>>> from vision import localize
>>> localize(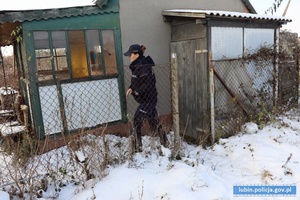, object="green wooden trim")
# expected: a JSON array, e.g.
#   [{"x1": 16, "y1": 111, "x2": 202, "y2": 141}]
[
  {"x1": 65, "y1": 31, "x2": 73, "y2": 80},
  {"x1": 22, "y1": 13, "x2": 120, "y2": 31},
  {"x1": 48, "y1": 31, "x2": 57, "y2": 81},
  {"x1": 56, "y1": 81, "x2": 69, "y2": 134},
  {"x1": 37, "y1": 74, "x2": 118, "y2": 87},
  {"x1": 23, "y1": 30, "x2": 46, "y2": 138}
]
